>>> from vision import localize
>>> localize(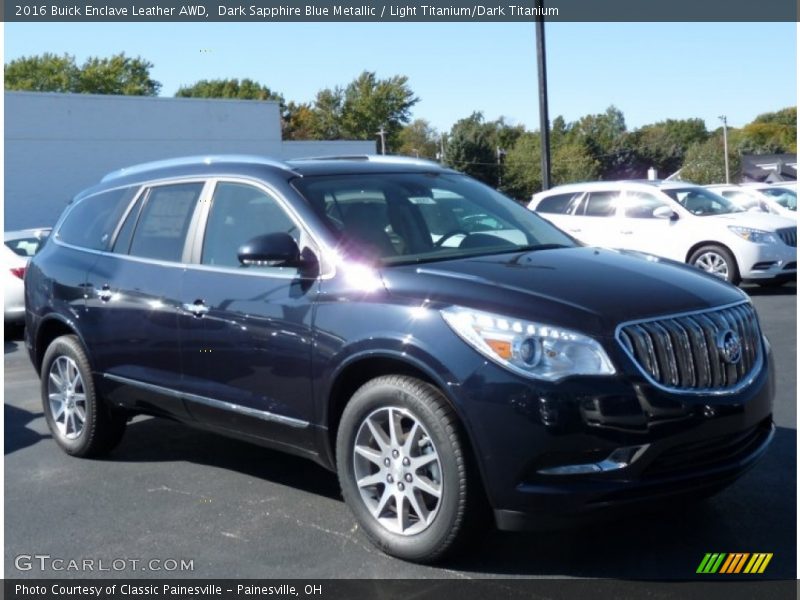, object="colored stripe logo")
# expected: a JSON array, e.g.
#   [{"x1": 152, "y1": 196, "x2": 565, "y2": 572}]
[{"x1": 697, "y1": 552, "x2": 773, "y2": 574}]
